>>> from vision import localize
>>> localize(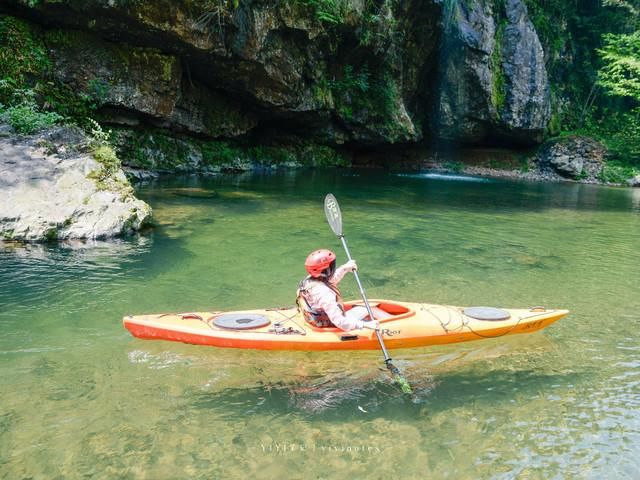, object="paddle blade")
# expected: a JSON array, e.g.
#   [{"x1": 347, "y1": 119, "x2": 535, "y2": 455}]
[
  {"x1": 324, "y1": 194, "x2": 343, "y2": 236},
  {"x1": 388, "y1": 363, "x2": 413, "y2": 394}
]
